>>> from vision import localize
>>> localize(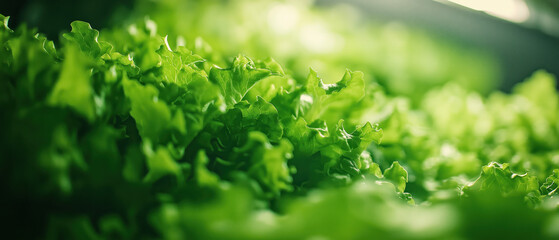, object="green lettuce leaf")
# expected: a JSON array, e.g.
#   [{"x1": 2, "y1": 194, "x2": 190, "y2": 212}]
[
  {"x1": 541, "y1": 169, "x2": 559, "y2": 195},
  {"x1": 48, "y1": 45, "x2": 95, "y2": 121},
  {"x1": 464, "y1": 162, "x2": 540, "y2": 197},
  {"x1": 209, "y1": 55, "x2": 271, "y2": 107},
  {"x1": 383, "y1": 161, "x2": 409, "y2": 193},
  {"x1": 63, "y1": 21, "x2": 111, "y2": 60}
]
